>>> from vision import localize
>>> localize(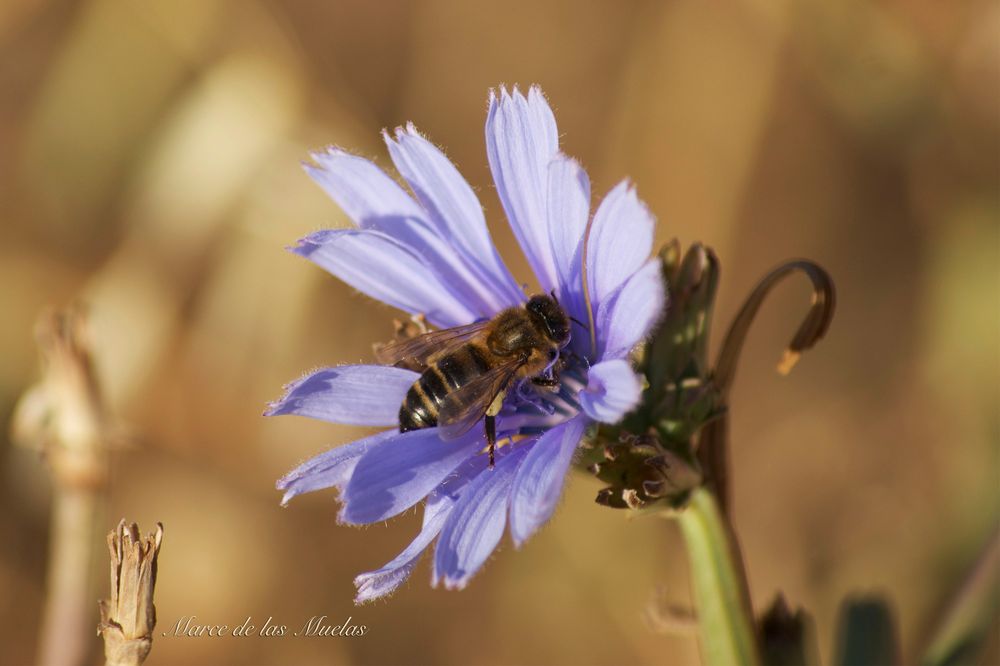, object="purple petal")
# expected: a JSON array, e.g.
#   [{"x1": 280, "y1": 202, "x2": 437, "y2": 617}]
[
  {"x1": 579, "y1": 359, "x2": 643, "y2": 424},
  {"x1": 305, "y1": 149, "x2": 502, "y2": 320},
  {"x1": 340, "y1": 427, "x2": 484, "y2": 525},
  {"x1": 276, "y1": 429, "x2": 397, "y2": 506},
  {"x1": 353, "y1": 506, "x2": 446, "y2": 604},
  {"x1": 586, "y1": 181, "x2": 655, "y2": 311},
  {"x1": 306, "y1": 147, "x2": 425, "y2": 223},
  {"x1": 292, "y1": 229, "x2": 477, "y2": 328},
  {"x1": 486, "y1": 86, "x2": 561, "y2": 292},
  {"x1": 384, "y1": 125, "x2": 522, "y2": 310},
  {"x1": 597, "y1": 259, "x2": 666, "y2": 360},
  {"x1": 508, "y1": 417, "x2": 586, "y2": 547},
  {"x1": 353, "y1": 458, "x2": 480, "y2": 604},
  {"x1": 432, "y1": 444, "x2": 530, "y2": 590},
  {"x1": 265, "y1": 365, "x2": 418, "y2": 426},
  {"x1": 545, "y1": 155, "x2": 590, "y2": 323}
]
